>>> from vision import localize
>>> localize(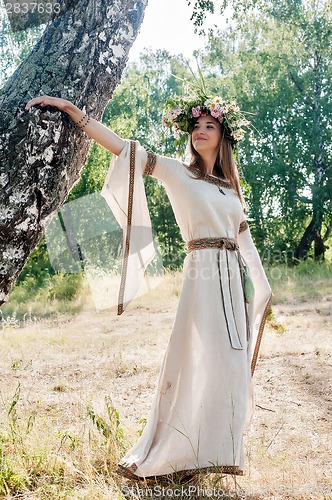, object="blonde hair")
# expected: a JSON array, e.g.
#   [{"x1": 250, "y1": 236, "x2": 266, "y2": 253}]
[{"x1": 189, "y1": 126, "x2": 244, "y2": 205}]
